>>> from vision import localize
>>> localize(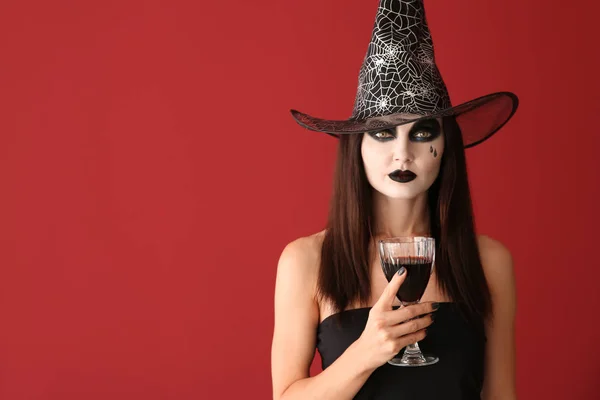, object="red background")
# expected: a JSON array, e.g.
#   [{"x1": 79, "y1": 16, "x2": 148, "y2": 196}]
[{"x1": 1, "y1": 0, "x2": 599, "y2": 398}]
